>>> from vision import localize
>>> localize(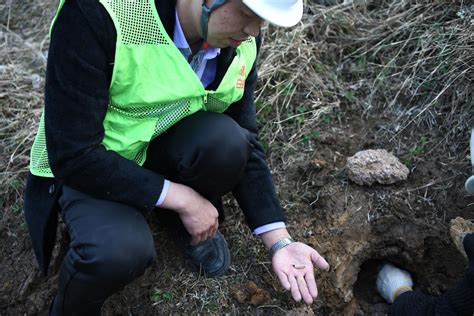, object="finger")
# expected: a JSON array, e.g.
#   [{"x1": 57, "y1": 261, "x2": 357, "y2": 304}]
[
  {"x1": 276, "y1": 271, "x2": 291, "y2": 291},
  {"x1": 191, "y1": 235, "x2": 201, "y2": 246},
  {"x1": 208, "y1": 224, "x2": 216, "y2": 239},
  {"x1": 311, "y1": 251, "x2": 329, "y2": 271},
  {"x1": 192, "y1": 232, "x2": 205, "y2": 245},
  {"x1": 288, "y1": 275, "x2": 302, "y2": 302},
  {"x1": 205, "y1": 222, "x2": 217, "y2": 240},
  {"x1": 201, "y1": 231, "x2": 210, "y2": 242},
  {"x1": 304, "y1": 270, "x2": 318, "y2": 299},
  {"x1": 210, "y1": 219, "x2": 218, "y2": 238},
  {"x1": 200, "y1": 232, "x2": 208, "y2": 242},
  {"x1": 210, "y1": 227, "x2": 217, "y2": 239},
  {"x1": 296, "y1": 275, "x2": 313, "y2": 304}
]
